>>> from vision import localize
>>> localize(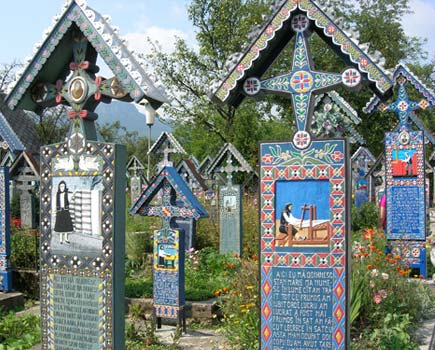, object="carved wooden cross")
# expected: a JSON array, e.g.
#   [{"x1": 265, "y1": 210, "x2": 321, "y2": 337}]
[
  {"x1": 378, "y1": 75, "x2": 429, "y2": 130},
  {"x1": 243, "y1": 14, "x2": 362, "y2": 148},
  {"x1": 30, "y1": 30, "x2": 129, "y2": 138},
  {"x1": 219, "y1": 155, "x2": 239, "y2": 186}
]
